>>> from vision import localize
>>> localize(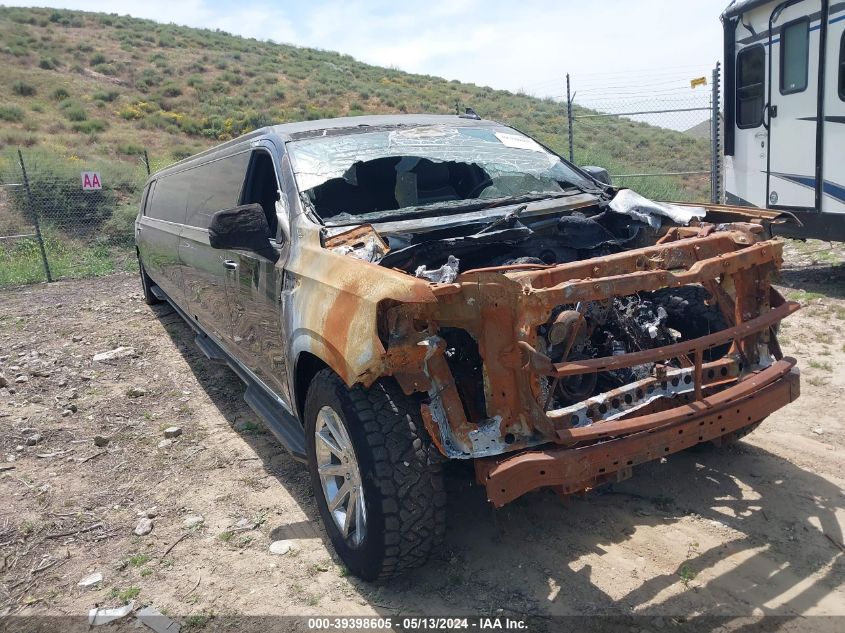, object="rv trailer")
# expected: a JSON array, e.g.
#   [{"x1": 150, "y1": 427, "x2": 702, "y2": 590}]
[{"x1": 722, "y1": 0, "x2": 845, "y2": 240}]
